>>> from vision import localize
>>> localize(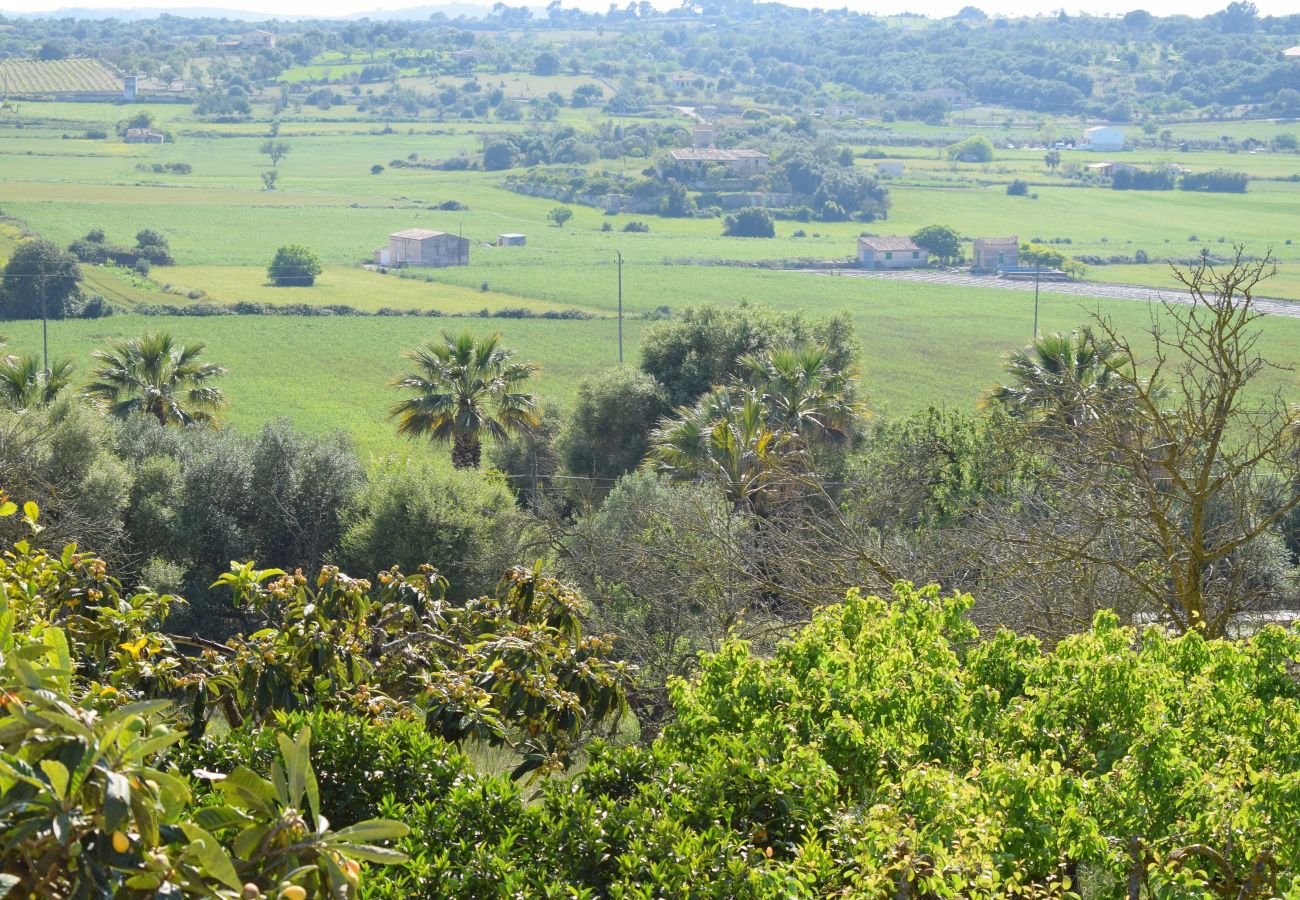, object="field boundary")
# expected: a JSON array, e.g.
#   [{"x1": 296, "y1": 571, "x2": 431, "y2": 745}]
[{"x1": 806, "y1": 269, "x2": 1300, "y2": 319}]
